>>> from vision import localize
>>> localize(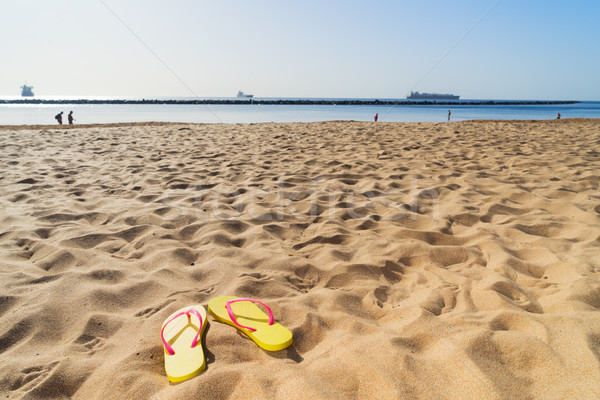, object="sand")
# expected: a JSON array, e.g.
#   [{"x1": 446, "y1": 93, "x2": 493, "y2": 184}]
[{"x1": 1, "y1": 119, "x2": 599, "y2": 399}]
